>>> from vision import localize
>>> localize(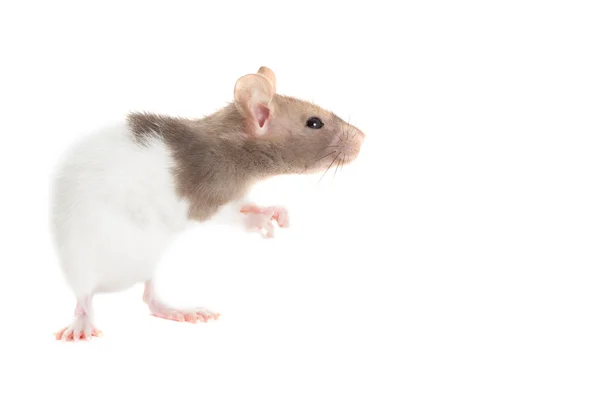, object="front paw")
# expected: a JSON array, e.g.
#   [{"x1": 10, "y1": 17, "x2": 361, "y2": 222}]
[
  {"x1": 264, "y1": 206, "x2": 289, "y2": 228},
  {"x1": 240, "y1": 205, "x2": 289, "y2": 238}
]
